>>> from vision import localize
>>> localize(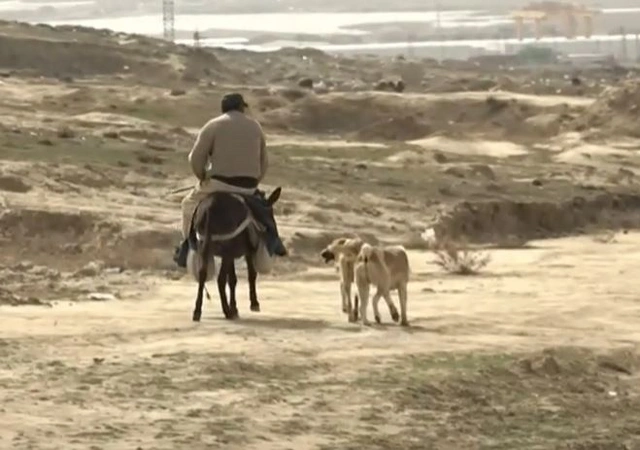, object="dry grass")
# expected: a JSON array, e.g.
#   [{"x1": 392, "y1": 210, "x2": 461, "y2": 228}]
[
  {"x1": 431, "y1": 238, "x2": 491, "y2": 275},
  {"x1": 592, "y1": 230, "x2": 617, "y2": 244}
]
